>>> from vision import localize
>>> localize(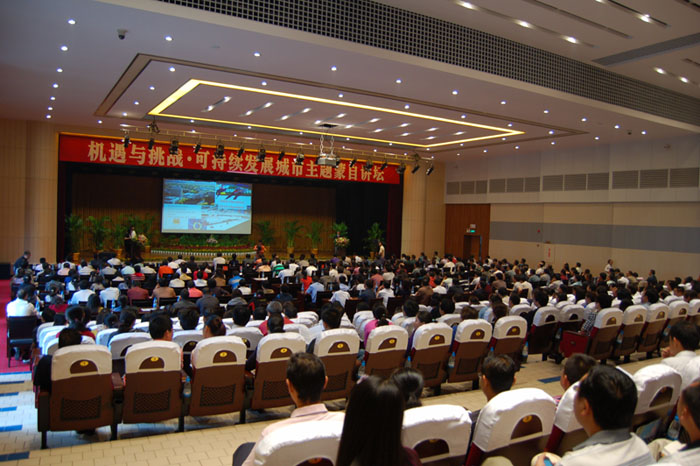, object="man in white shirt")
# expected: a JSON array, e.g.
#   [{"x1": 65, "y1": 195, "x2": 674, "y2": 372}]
[
  {"x1": 213, "y1": 253, "x2": 226, "y2": 268},
  {"x1": 330, "y1": 283, "x2": 351, "y2": 308},
  {"x1": 70, "y1": 280, "x2": 95, "y2": 305},
  {"x1": 100, "y1": 281, "x2": 120, "y2": 306},
  {"x1": 277, "y1": 266, "x2": 294, "y2": 283},
  {"x1": 235, "y1": 353, "x2": 342, "y2": 466},
  {"x1": 377, "y1": 280, "x2": 395, "y2": 306},
  {"x1": 100, "y1": 264, "x2": 116, "y2": 276},
  {"x1": 107, "y1": 256, "x2": 121, "y2": 267},
  {"x1": 141, "y1": 263, "x2": 156, "y2": 274},
  {"x1": 658, "y1": 381, "x2": 700, "y2": 465},
  {"x1": 6, "y1": 287, "x2": 38, "y2": 317},
  {"x1": 121, "y1": 263, "x2": 135, "y2": 276},
  {"x1": 661, "y1": 321, "x2": 699, "y2": 377}
]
